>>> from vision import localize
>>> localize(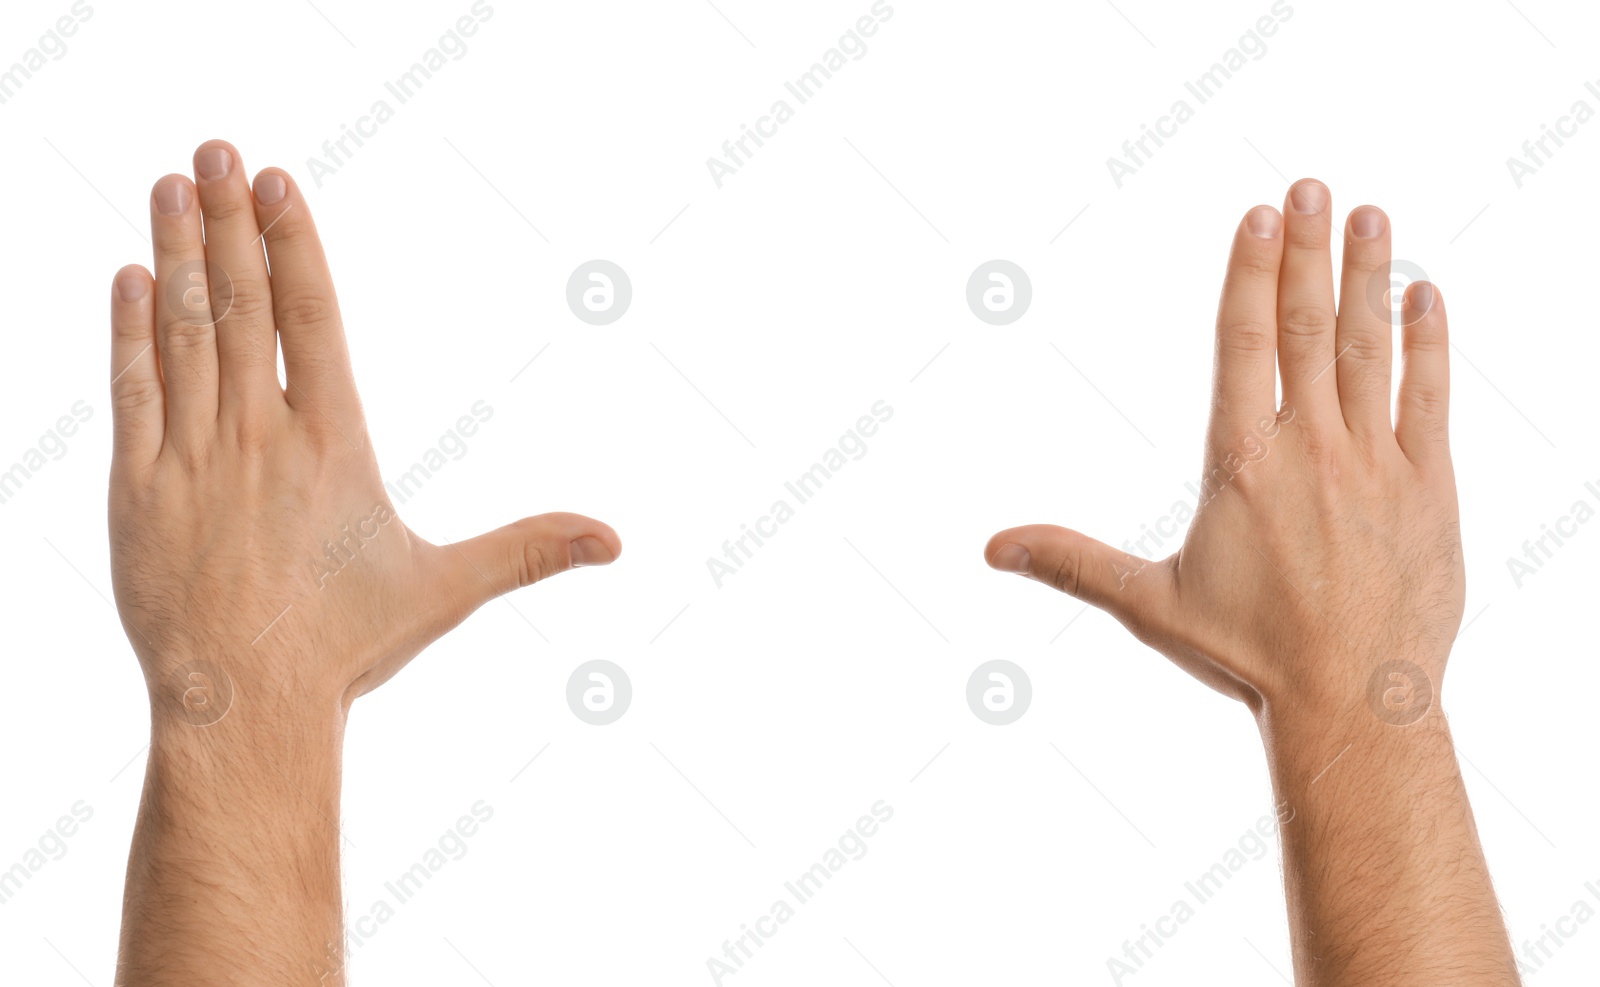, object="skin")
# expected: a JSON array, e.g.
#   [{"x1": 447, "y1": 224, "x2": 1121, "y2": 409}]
[
  {"x1": 108, "y1": 140, "x2": 620, "y2": 986},
  {"x1": 986, "y1": 180, "x2": 1518, "y2": 984},
  {"x1": 102, "y1": 149, "x2": 1512, "y2": 982}
]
